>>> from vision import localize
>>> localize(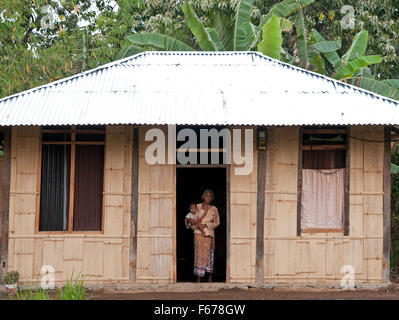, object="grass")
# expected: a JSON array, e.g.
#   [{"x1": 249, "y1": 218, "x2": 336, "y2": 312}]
[
  {"x1": 9, "y1": 284, "x2": 51, "y2": 300},
  {"x1": 56, "y1": 272, "x2": 90, "y2": 300},
  {"x1": 8, "y1": 272, "x2": 90, "y2": 300}
]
